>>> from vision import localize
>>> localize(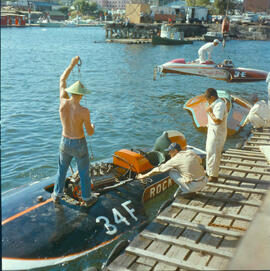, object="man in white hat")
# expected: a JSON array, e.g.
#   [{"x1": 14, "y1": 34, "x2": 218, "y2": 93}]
[
  {"x1": 52, "y1": 56, "x2": 97, "y2": 207},
  {"x1": 198, "y1": 39, "x2": 220, "y2": 64}
]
